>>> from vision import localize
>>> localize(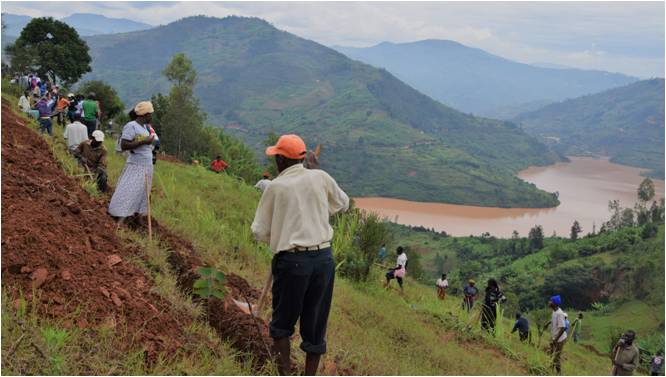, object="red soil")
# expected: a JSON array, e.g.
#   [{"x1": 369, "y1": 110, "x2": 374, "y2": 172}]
[
  {"x1": 2, "y1": 99, "x2": 274, "y2": 368},
  {"x1": 1, "y1": 99, "x2": 189, "y2": 363}
]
